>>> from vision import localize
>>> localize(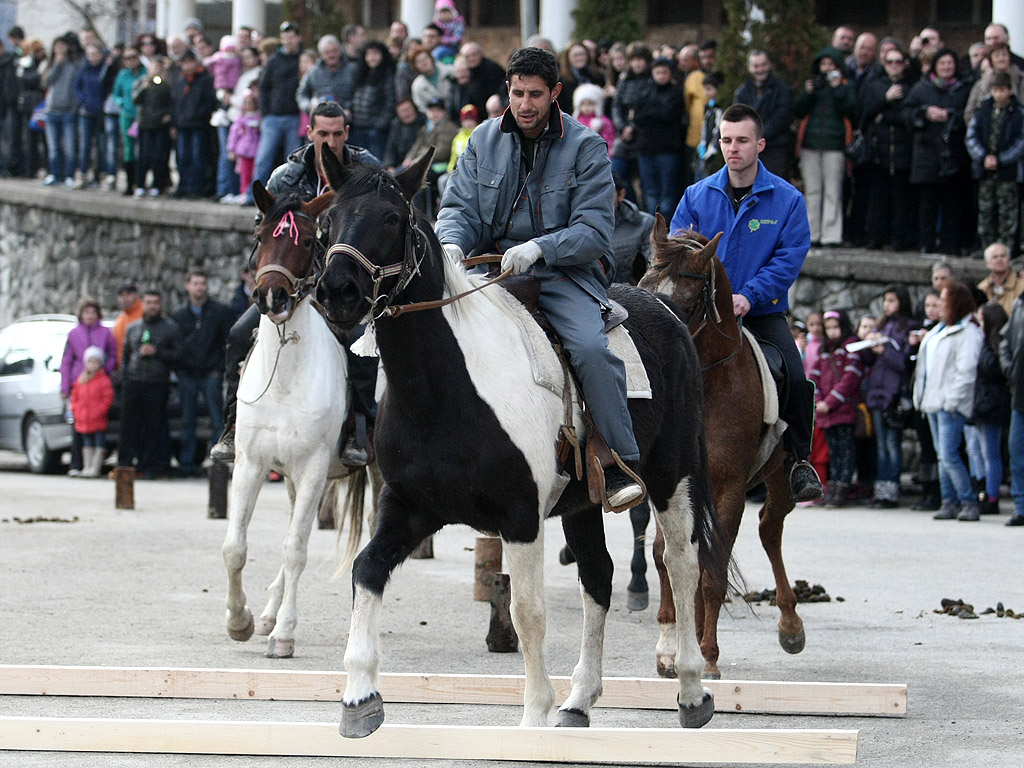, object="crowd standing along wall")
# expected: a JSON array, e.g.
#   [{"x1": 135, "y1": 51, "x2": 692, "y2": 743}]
[{"x1": 0, "y1": 179, "x2": 991, "y2": 328}]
